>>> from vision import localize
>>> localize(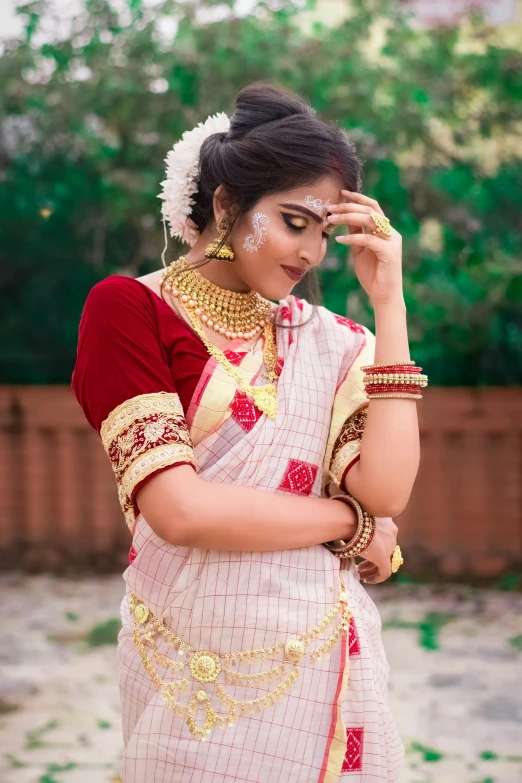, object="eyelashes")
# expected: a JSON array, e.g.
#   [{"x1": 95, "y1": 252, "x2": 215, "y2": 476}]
[{"x1": 282, "y1": 214, "x2": 331, "y2": 242}]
